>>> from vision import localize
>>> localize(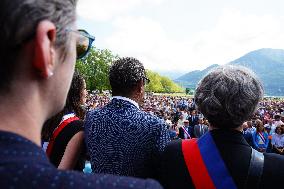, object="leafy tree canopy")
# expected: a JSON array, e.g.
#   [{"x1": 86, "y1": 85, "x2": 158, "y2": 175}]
[{"x1": 76, "y1": 47, "x2": 184, "y2": 93}]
